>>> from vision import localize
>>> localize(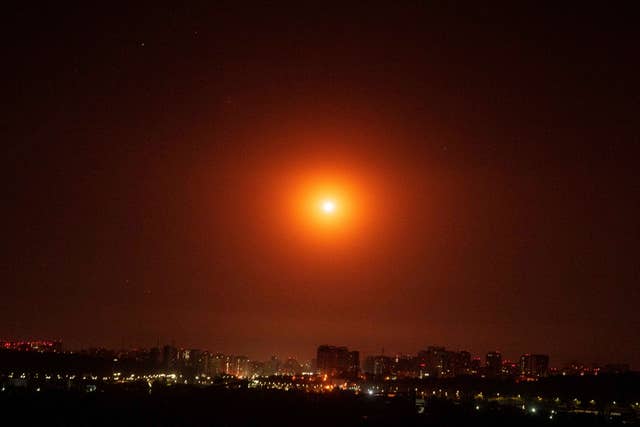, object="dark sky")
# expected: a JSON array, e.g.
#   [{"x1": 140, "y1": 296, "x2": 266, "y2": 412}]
[{"x1": 3, "y1": 3, "x2": 639, "y2": 367}]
